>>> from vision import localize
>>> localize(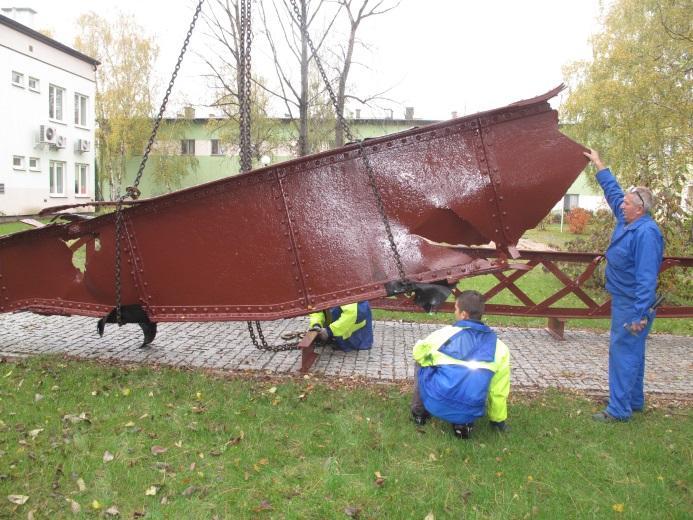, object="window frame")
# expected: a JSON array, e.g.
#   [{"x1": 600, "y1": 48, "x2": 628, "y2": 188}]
[
  {"x1": 181, "y1": 139, "x2": 196, "y2": 155},
  {"x1": 49, "y1": 84, "x2": 65, "y2": 122},
  {"x1": 28, "y1": 157, "x2": 40, "y2": 171},
  {"x1": 74, "y1": 163, "x2": 89, "y2": 197},
  {"x1": 11, "y1": 71, "x2": 24, "y2": 87},
  {"x1": 12, "y1": 155, "x2": 26, "y2": 170},
  {"x1": 49, "y1": 160, "x2": 67, "y2": 196},
  {"x1": 28, "y1": 76, "x2": 39, "y2": 92},
  {"x1": 74, "y1": 92, "x2": 89, "y2": 127},
  {"x1": 211, "y1": 139, "x2": 224, "y2": 156}
]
